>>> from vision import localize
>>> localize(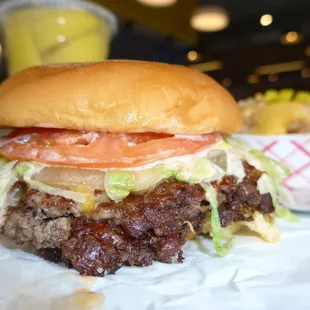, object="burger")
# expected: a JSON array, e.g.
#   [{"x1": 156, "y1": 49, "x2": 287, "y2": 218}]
[{"x1": 0, "y1": 61, "x2": 296, "y2": 276}]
